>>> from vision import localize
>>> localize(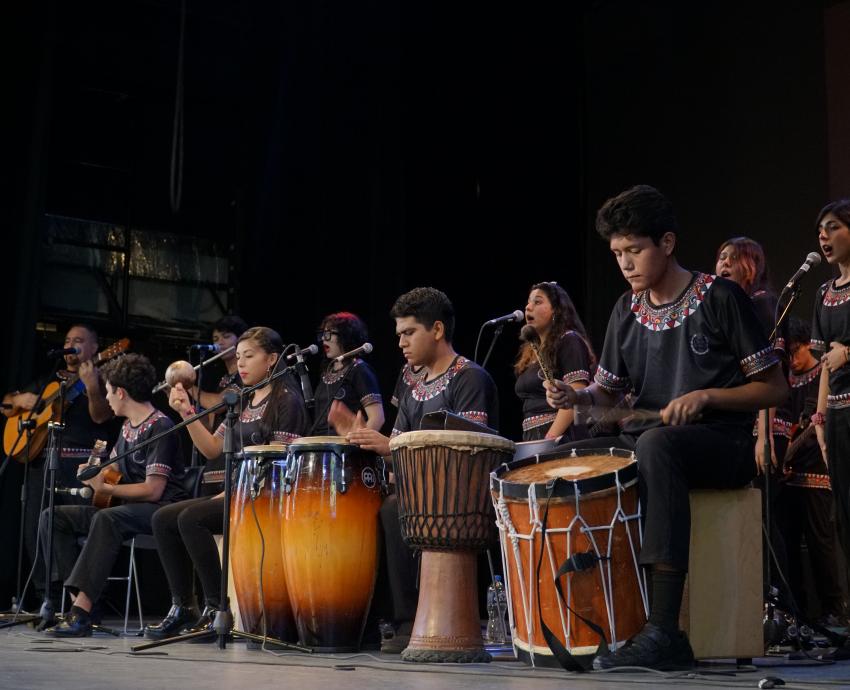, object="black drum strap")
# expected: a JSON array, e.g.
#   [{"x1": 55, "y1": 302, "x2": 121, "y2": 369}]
[{"x1": 535, "y1": 478, "x2": 609, "y2": 673}]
